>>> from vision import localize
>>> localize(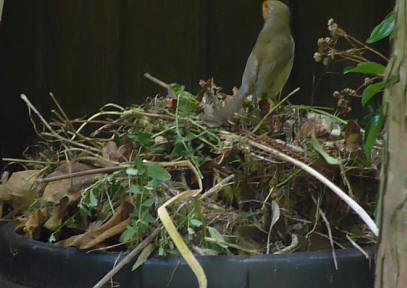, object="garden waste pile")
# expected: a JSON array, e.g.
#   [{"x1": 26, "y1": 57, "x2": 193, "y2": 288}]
[{"x1": 0, "y1": 75, "x2": 379, "y2": 263}]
